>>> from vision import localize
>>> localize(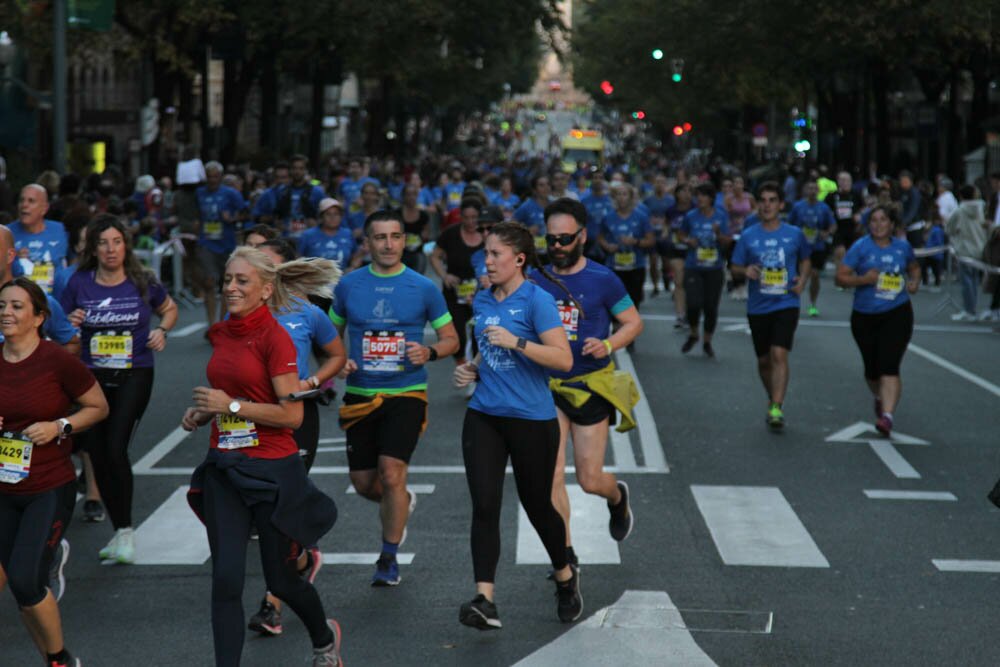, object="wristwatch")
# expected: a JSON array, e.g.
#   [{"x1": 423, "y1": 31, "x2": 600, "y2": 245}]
[
  {"x1": 228, "y1": 400, "x2": 241, "y2": 415},
  {"x1": 308, "y1": 375, "x2": 321, "y2": 389},
  {"x1": 427, "y1": 346, "x2": 438, "y2": 361},
  {"x1": 516, "y1": 337, "x2": 527, "y2": 350},
  {"x1": 57, "y1": 418, "x2": 73, "y2": 438}
]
